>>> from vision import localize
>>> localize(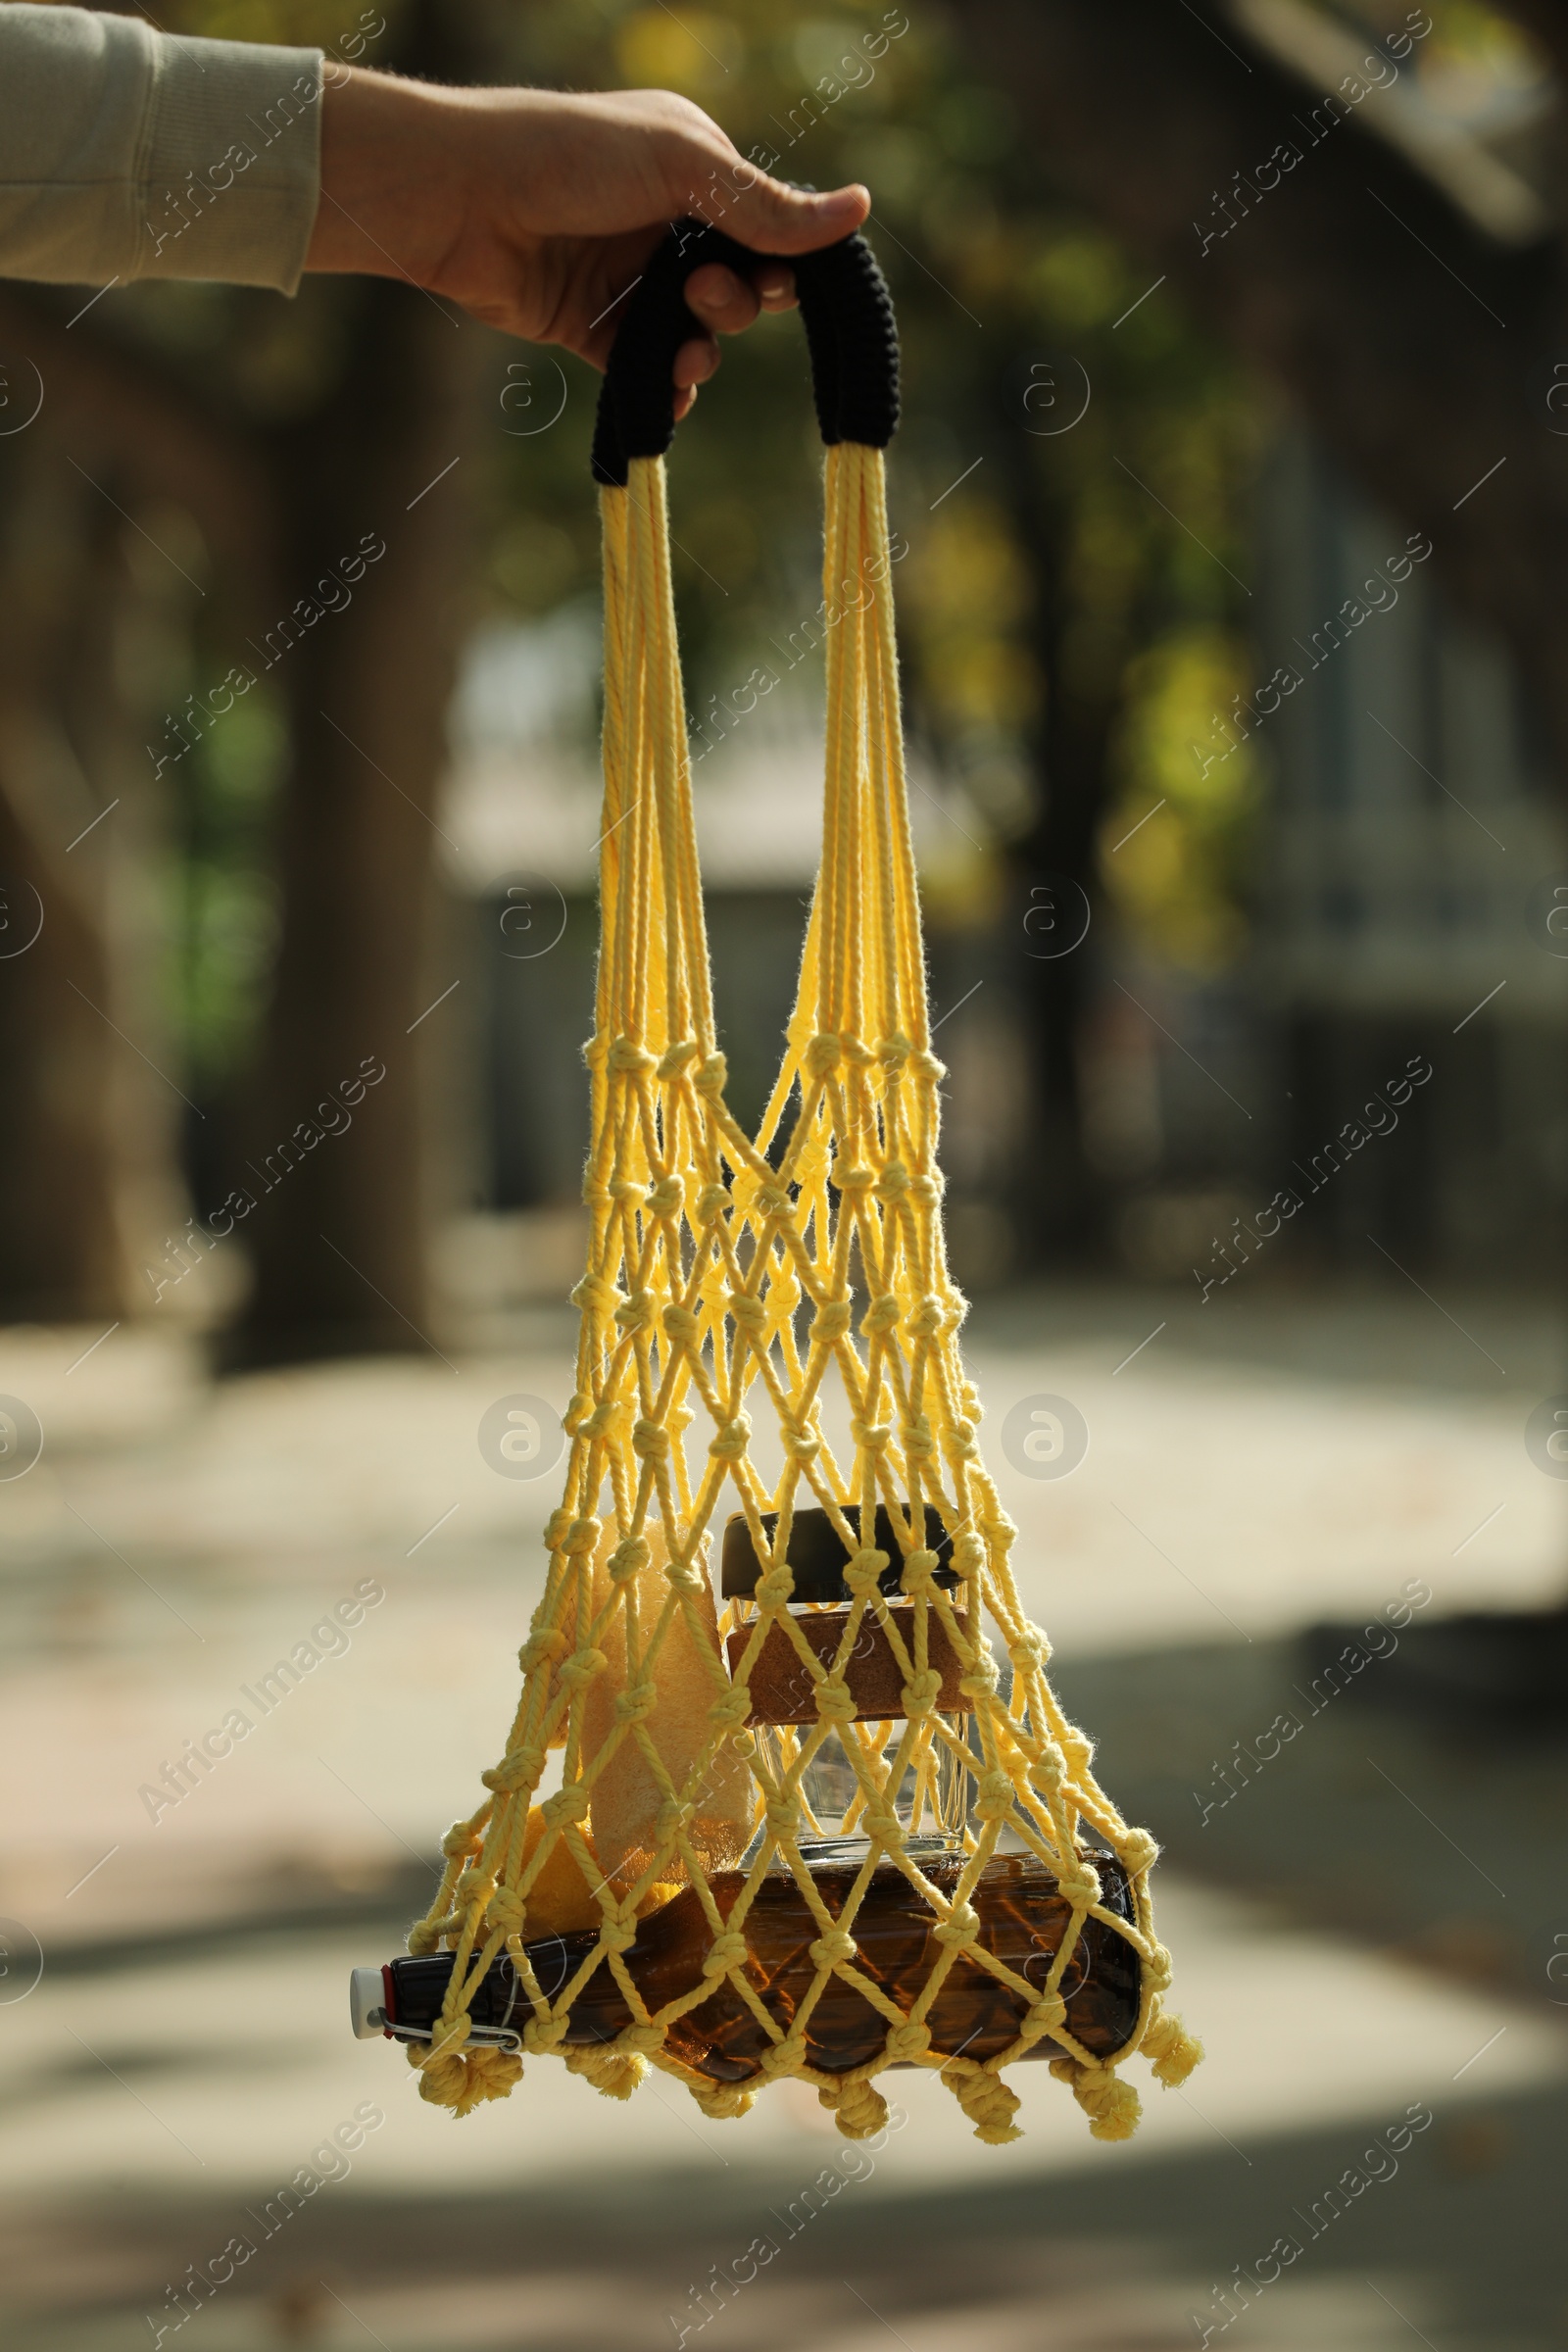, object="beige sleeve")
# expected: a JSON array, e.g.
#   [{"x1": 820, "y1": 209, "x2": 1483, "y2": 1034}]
[{"x1": 0, "y1": 4, "x2": 322, "y2": 293}]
